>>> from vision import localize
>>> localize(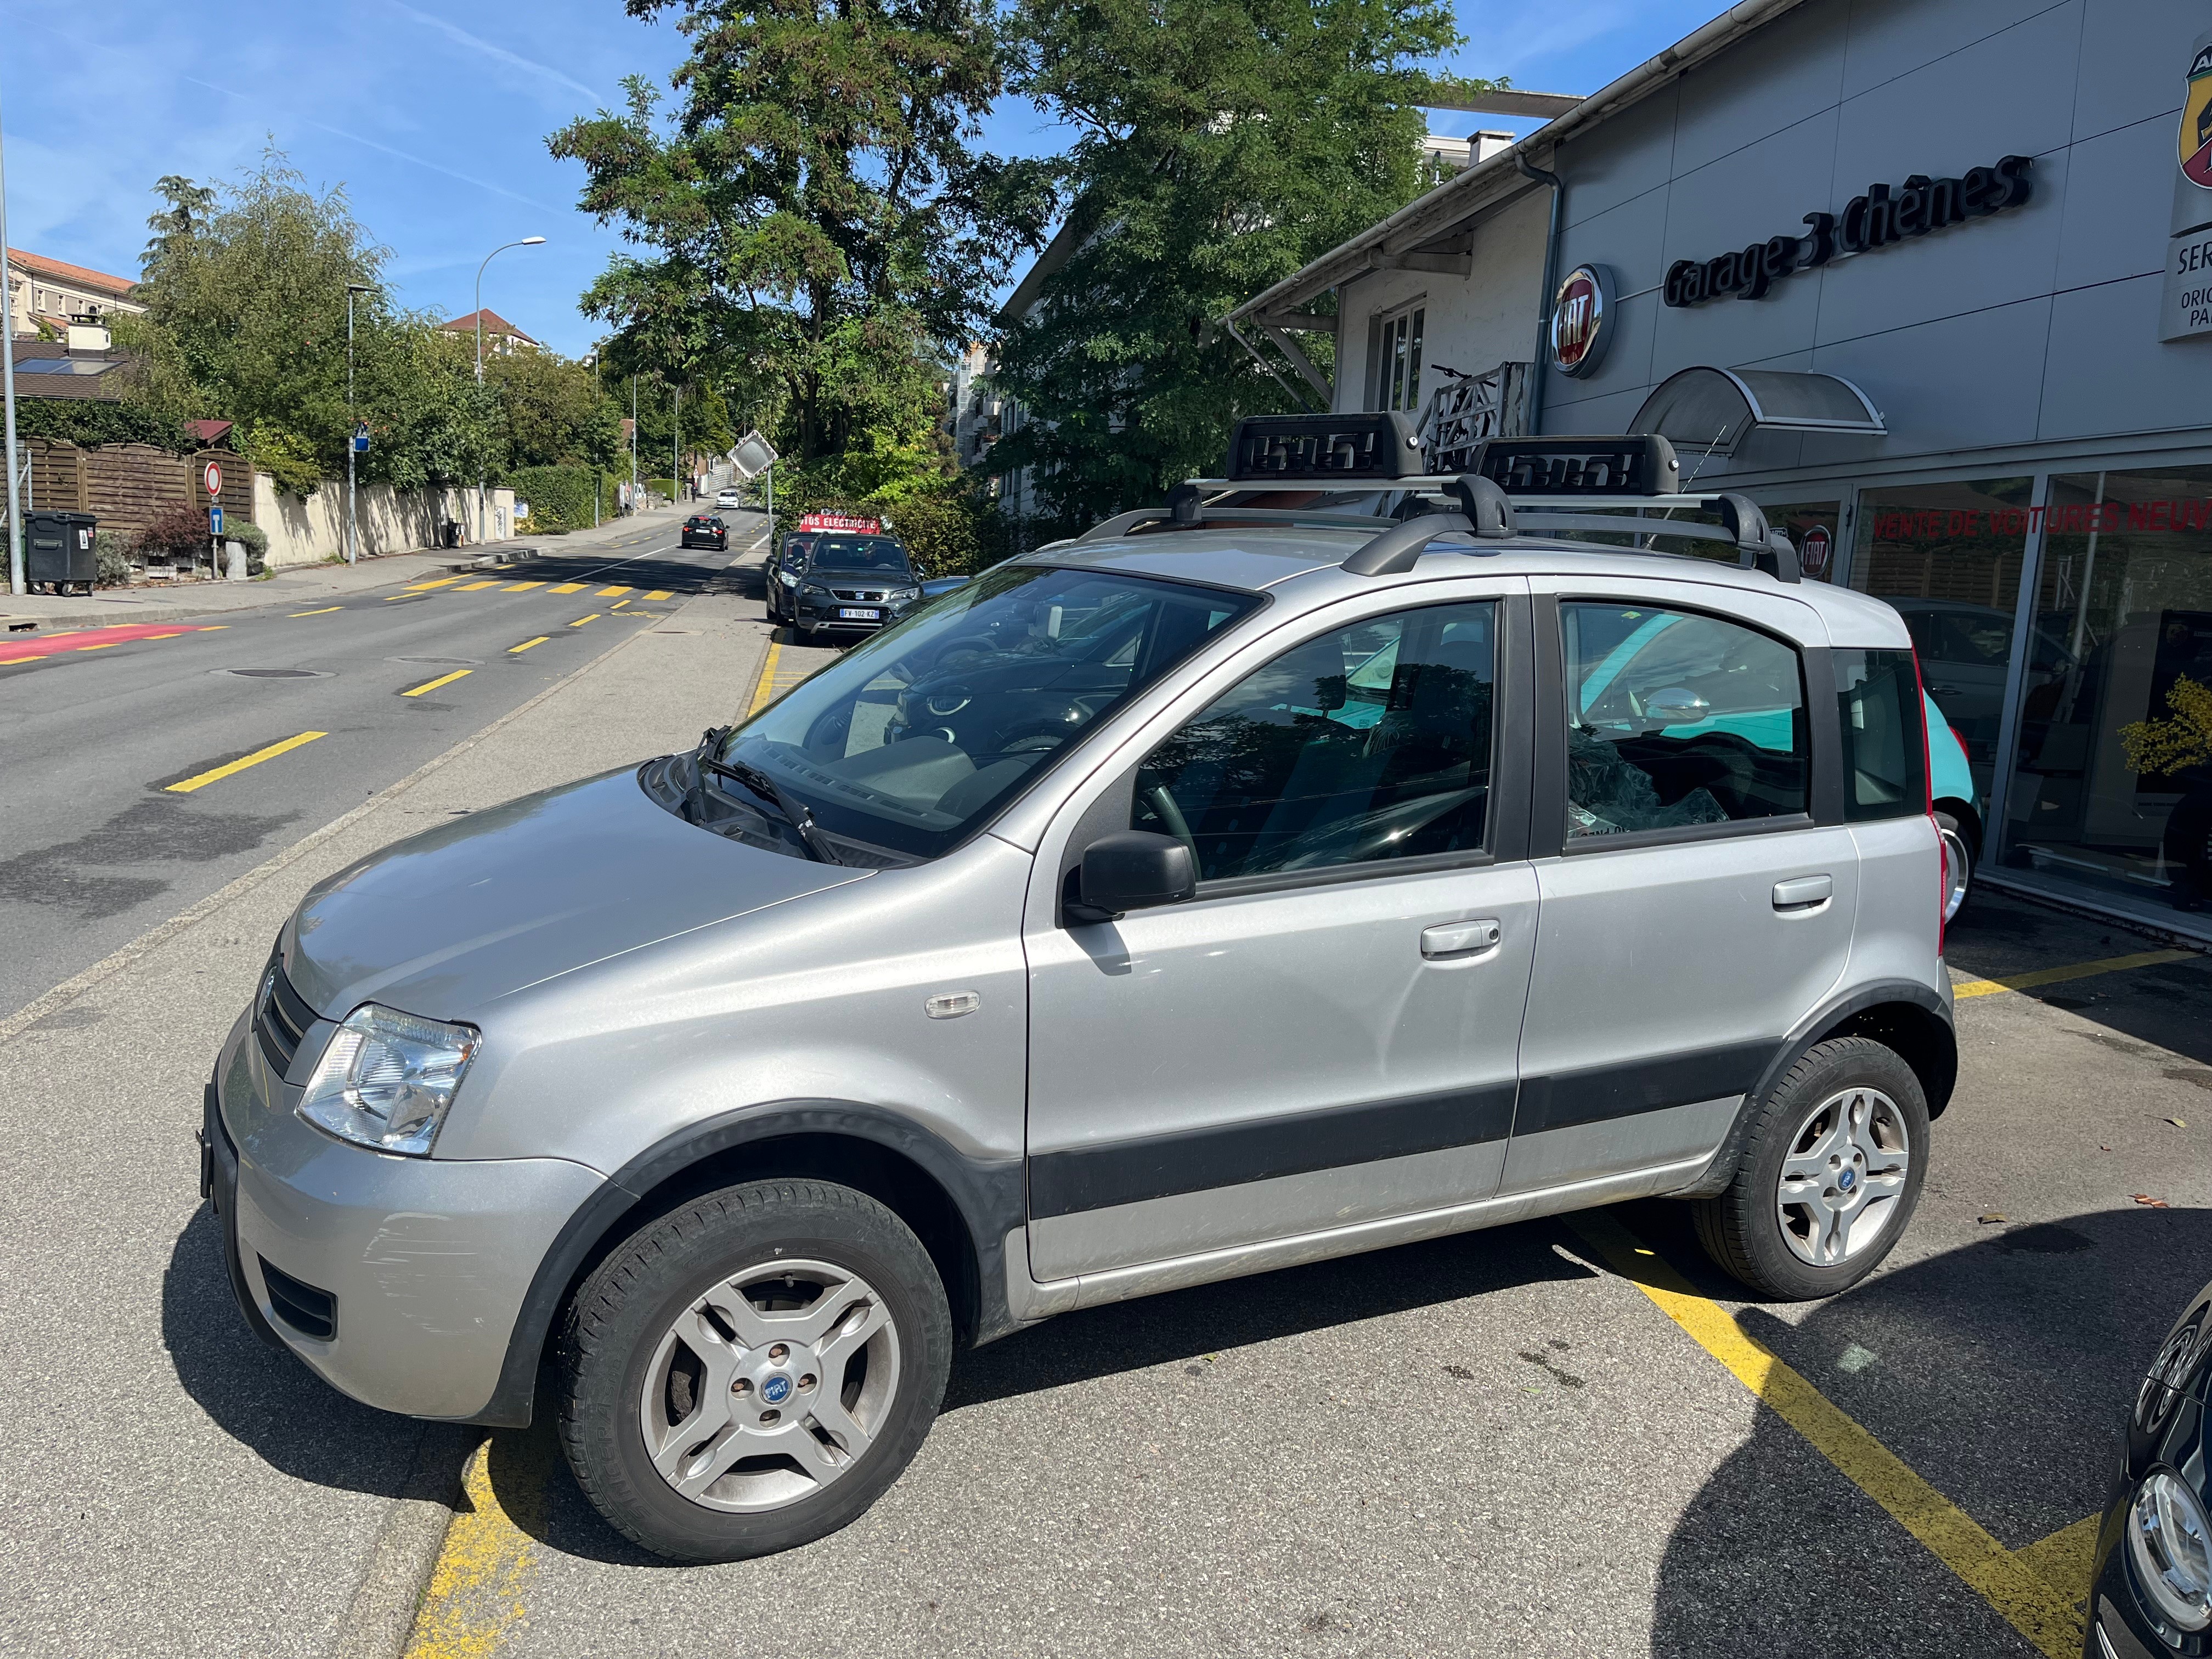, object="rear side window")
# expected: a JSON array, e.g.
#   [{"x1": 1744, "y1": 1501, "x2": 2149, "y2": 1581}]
[
  {"x1": 1835, "y1": 650, "x2": 1927, "y2": 821},
  {"x1": 1559, "y1": 602, "x2": 1809, "y2": 839}
]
